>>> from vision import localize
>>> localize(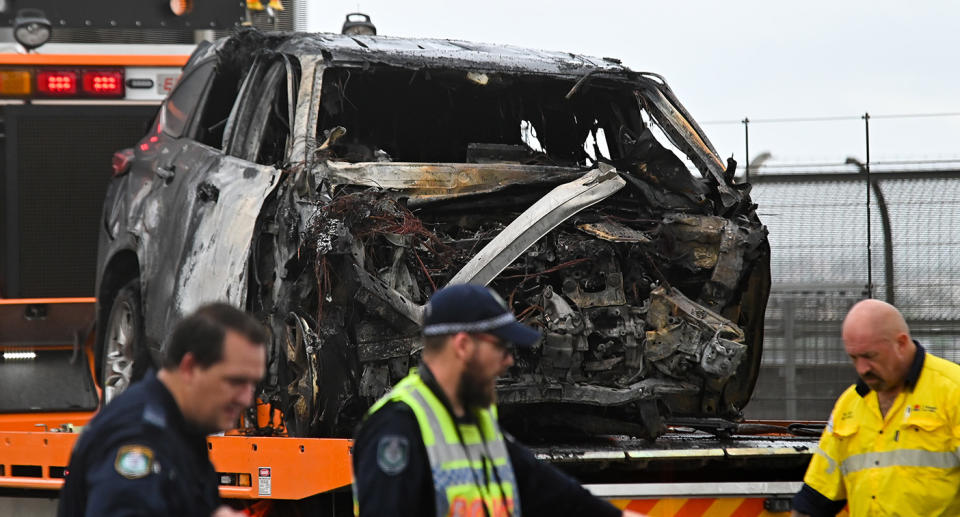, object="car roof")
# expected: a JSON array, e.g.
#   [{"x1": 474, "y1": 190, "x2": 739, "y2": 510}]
[{"x1": 270, "y1": 31, "x2": 631, "y2": 78}]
